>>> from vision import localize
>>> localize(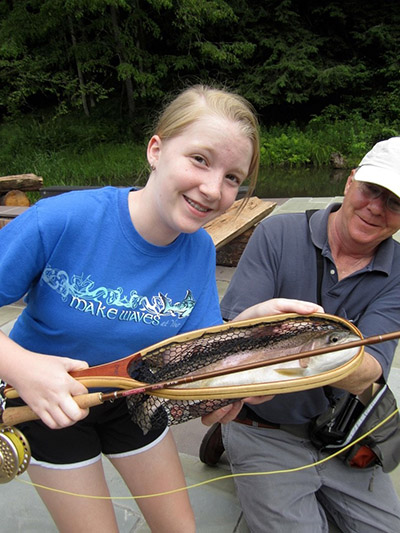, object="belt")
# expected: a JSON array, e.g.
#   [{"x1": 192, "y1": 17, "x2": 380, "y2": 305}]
[
  {"x1": 233, "y1": 407, "x2": 309, "y2": 438},
  {"x1": 234, "y1": 417, "x2": 280, "y2": 429}
]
